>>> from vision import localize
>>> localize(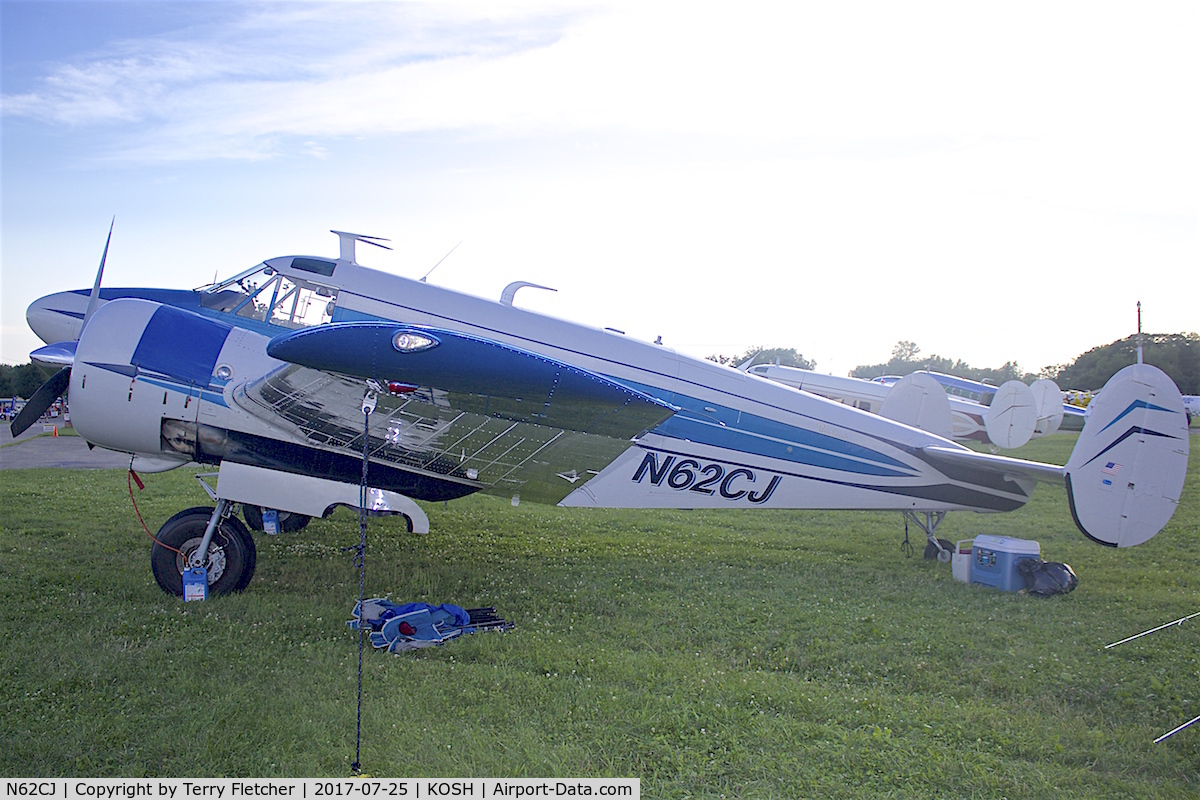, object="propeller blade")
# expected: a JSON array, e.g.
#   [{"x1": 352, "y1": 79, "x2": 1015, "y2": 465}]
[
  {"x1": 81, "y1": 217, "x2": 114, "y2": 333},
  {"x1": 10, "y1": 367, "x2": 71, "y2": 438}
]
